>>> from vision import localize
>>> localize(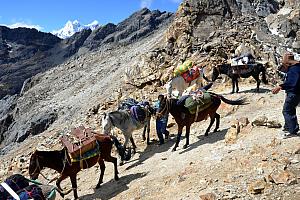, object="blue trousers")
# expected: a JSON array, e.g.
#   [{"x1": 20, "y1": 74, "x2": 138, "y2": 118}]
[
  {"x1": 283, "y1": 93, "x2": 300, "y2": 134},
  {"x1": 156, "y1": 116, "x2": 168, "y2": 143}
]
